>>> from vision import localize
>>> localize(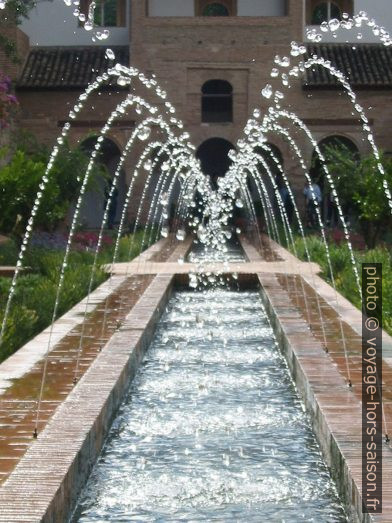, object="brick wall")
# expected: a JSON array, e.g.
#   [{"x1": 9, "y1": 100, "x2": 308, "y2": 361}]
[
  {"x1": 7, "y1": 0, "x2": 392, "y2": 224},
  {"x1": 0, "y1": 27, "x2": 29, "y2": 80}
]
